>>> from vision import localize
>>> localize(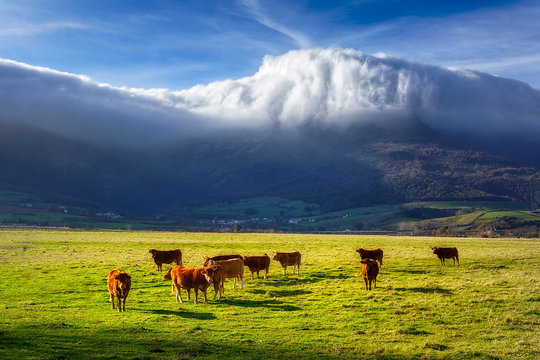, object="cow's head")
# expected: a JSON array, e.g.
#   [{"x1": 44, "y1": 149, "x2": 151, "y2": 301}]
[
  {"x1": 163, "y1": 268, "x2": 172, "y2": 280},
  {"x1": 242, "y1": 256, "x2": 248, "y2": 264},
  {"x1": 205, "y1": 265, "x2": 222, "y2": 281},
  {"x1": 203, "y1": 256, "x2": 211, "y2": 266},
  {"x1": 432, "y1": 247, "x2": 439, "y2": 254},
  {"x1": 360, "y1": 259, "x2": 376, "y2": 265},
  {"x1": 149, "y1": 249, "x2": 158, "y2": 258},
  {"x1": 200, "y1": 269, "x2": 214, "y2": 284},
  {"x1": 114, "y1": 273, "x2": 131, "y2": 289},
  {"x1": 273, "y1": 252, "x2": 282, "y2": 261}
]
